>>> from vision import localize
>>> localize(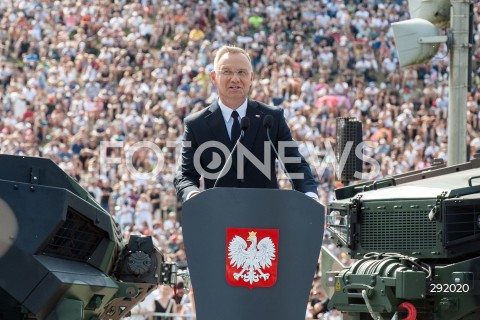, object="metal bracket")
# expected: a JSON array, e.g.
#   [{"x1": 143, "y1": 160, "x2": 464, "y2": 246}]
[
  {"x1": 418, "y1": 35, "x2": 448, "y2": 44},
  {"x1": 429, "y1": 191, "x2": 447, "y2": 221}
]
